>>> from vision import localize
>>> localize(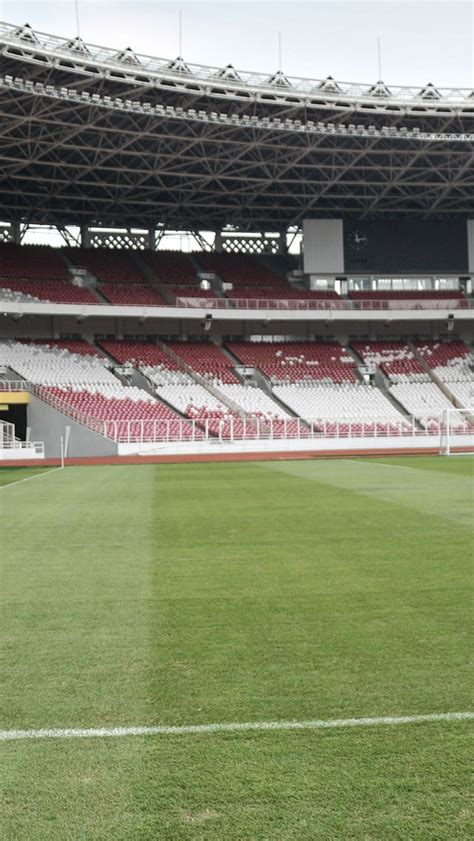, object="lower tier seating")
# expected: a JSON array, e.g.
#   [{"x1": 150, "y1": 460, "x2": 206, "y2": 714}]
[
  {"x1": 448, "y1": 382, "x2": 474, "y2": 409},
  {"x1": 227, "y1": 341, "x2": 357, "y2": 384},
  {"x1": 165, "y1": 341, "x2": 240, "y2": 383},
  {"x1": 39, "y1": 384, "x2": 201, "y2": 441},
  {"x1": 0, "y1": 340, "x2": 116, "y2": 385},
  {"x1": 389, "y1": 382, "x2": 467, "y2": 429},
  {"x1": 273, "y1": 383, "x2": 410, "y2": 434},
  {"x1": 351, "y1": 341, "x2": 428, "y2": 382},
  {"x1": 414, "y1": 341, "x2": 473, "y2": 382}
]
